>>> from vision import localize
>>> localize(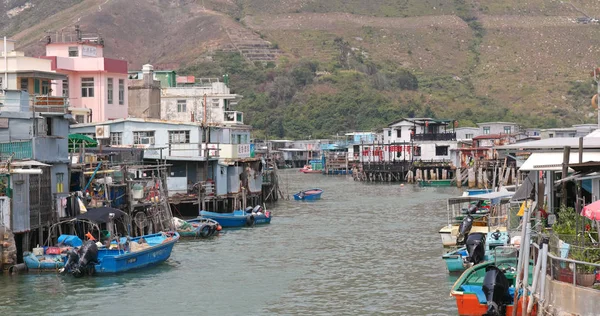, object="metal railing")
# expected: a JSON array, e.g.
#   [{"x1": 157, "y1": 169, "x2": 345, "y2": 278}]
[{"x1": 411, "y1": 132, "x2": 456, "y2": 141}]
